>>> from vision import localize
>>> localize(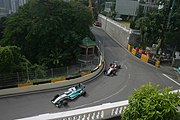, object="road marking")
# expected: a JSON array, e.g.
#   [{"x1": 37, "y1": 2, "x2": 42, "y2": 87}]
[
  {"x1": 69, "y1": 85, "x2": 127, "y2": 110},
  {"x1": 128, "y1": 74, "x2": 130, "y2": 79},
  {"x1": 124, "y1": 65, "x2": 127, "y2": 69},
  {"x1": 162, "y1": 73, "x2": 180, "y2": 86}
]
